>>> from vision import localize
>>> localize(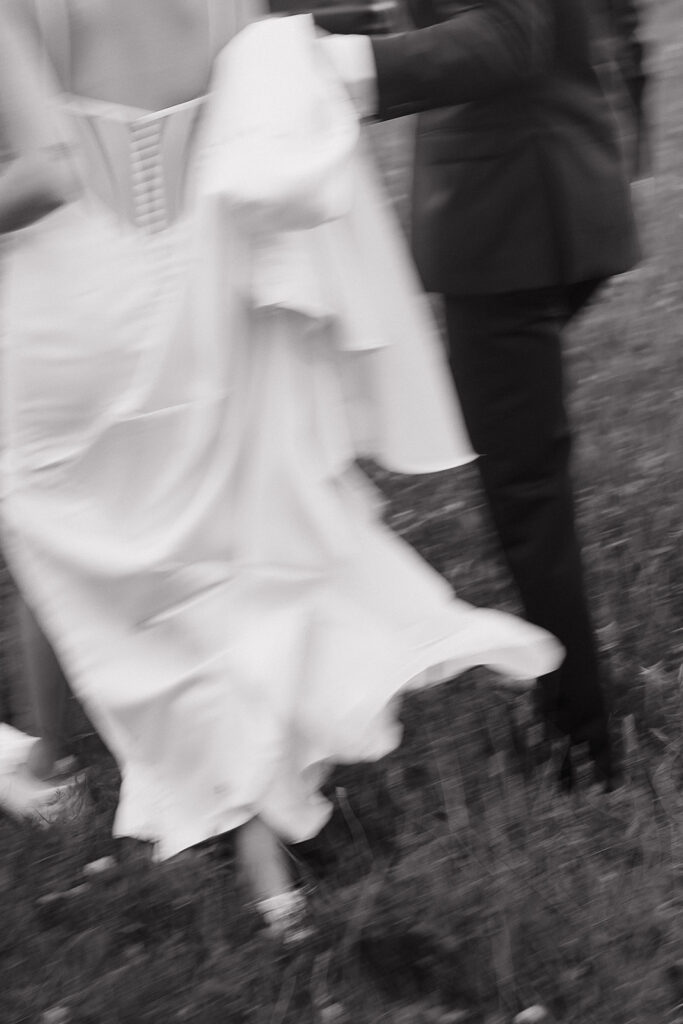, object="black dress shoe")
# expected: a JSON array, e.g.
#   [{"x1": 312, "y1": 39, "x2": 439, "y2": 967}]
[
  {"x1": 559, "y1": 743, "x2": 575, "y2": 792},
  {"x1": 588, "y1": 732, "x2": 618, "y2": 791}
]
